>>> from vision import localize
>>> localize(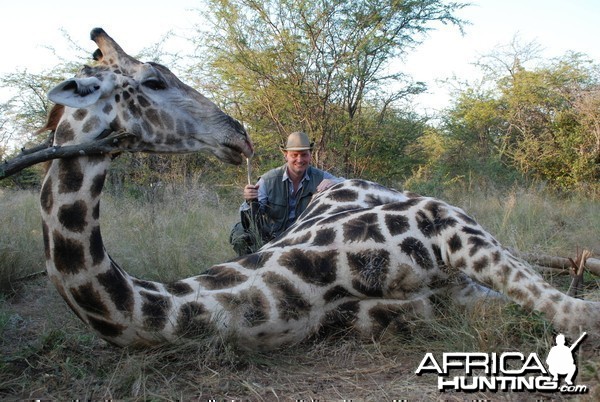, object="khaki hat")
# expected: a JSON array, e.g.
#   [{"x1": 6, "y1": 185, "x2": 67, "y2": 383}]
[{"x1": 281, "y1": 131, "x2": 314, "y2": 151}]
